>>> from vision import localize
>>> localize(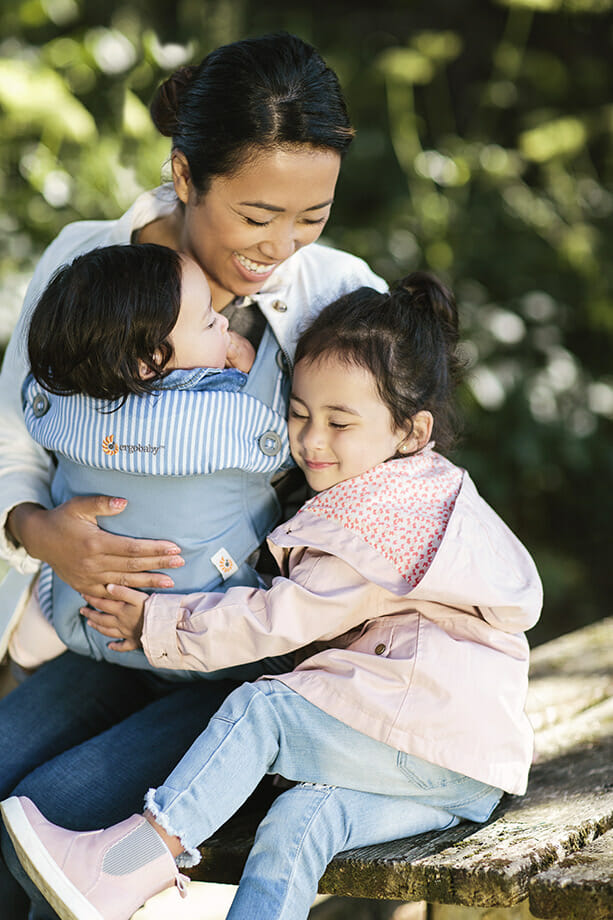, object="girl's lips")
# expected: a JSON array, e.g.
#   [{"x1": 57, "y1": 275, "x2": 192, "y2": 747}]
[{"x1": 304, "y1": 458, "x2": 336, "y2": 470}]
